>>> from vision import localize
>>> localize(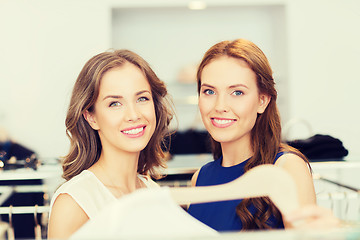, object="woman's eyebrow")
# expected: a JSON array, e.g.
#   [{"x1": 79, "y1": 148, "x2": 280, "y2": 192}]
[
  {"x1": 200, "y1": 83, "x2": 215, "y2": 89},
  {"x1": 103, "y1": 95, "x2": 123, "y2": 101},
  {"x1": 102, "y1": 90, "x2": 151, "y2": 101},
  {"x1": 229, "y1": 84, "x2": 248, "y2": 89},
  {"x1": 135, "y1": 90, "x2": 151, "y2": 96}
]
